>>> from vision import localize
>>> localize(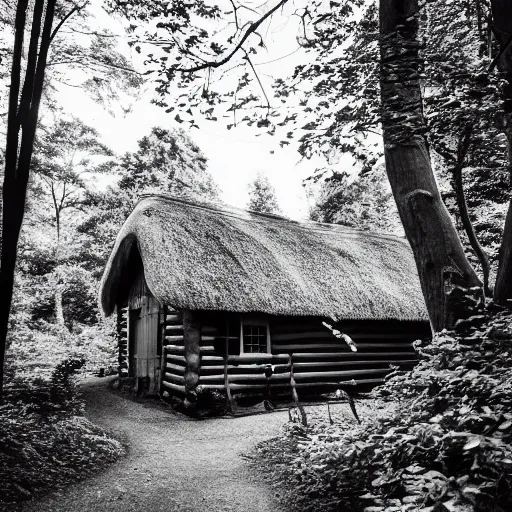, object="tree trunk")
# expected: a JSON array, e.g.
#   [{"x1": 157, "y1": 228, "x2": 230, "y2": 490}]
[
  {"x1": 54, "y1": 288, "x2": 65, "y2": 326},
  {"x1": 182, "y1": 310, "x2": 200, "y2": 406},
  {"x1": 379, "y1": 0, "x2": 481, "y2": 331},
  {"x1": 451, "y1": 124, "x2": 491, "y2": 297},
  {"x1": 0, "y1": 0, "x2": 56, "y2": 398},
  {"x1": 491, "y1": 0, "x2": 512, "y2": 303},
  {"x1": 453, "y1": 164, "x2": 491, "y2": 296}
]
